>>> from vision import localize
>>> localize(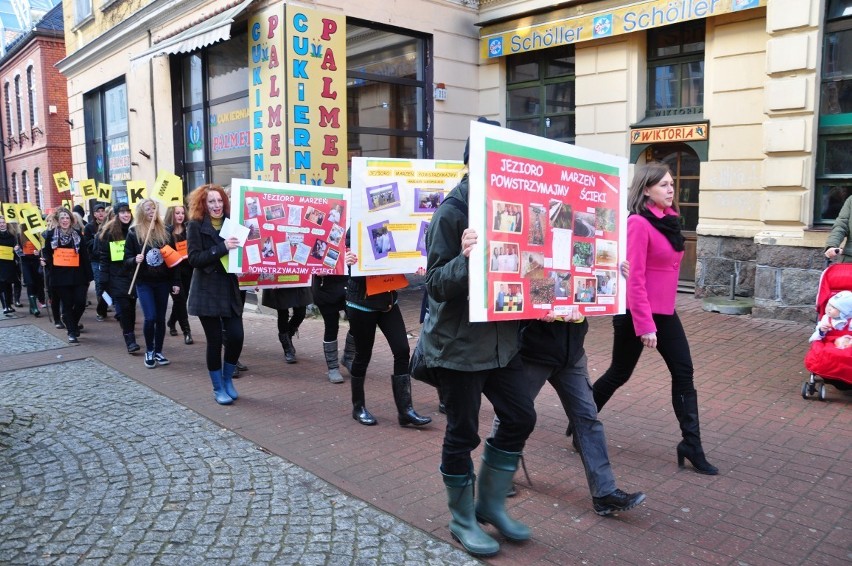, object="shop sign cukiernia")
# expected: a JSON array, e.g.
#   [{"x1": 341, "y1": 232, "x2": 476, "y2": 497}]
[{"x1": 480, "y1": 0, "x2": 765, "y2": 58}]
